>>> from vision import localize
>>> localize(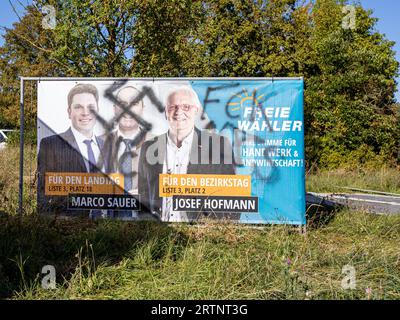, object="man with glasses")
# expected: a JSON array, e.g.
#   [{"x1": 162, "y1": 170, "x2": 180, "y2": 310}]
[{"x1": 138, "y1": 86, "x2": 237, "y2": 222}]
